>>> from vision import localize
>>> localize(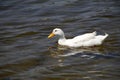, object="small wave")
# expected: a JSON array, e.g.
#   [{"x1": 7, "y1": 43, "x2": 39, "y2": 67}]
[
  {"x1": 57, "y1": 49, "x2": 118, "y2": 59},
  {"x1": 58, "y1": 51, "x2": 83, "y2": 57}
]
